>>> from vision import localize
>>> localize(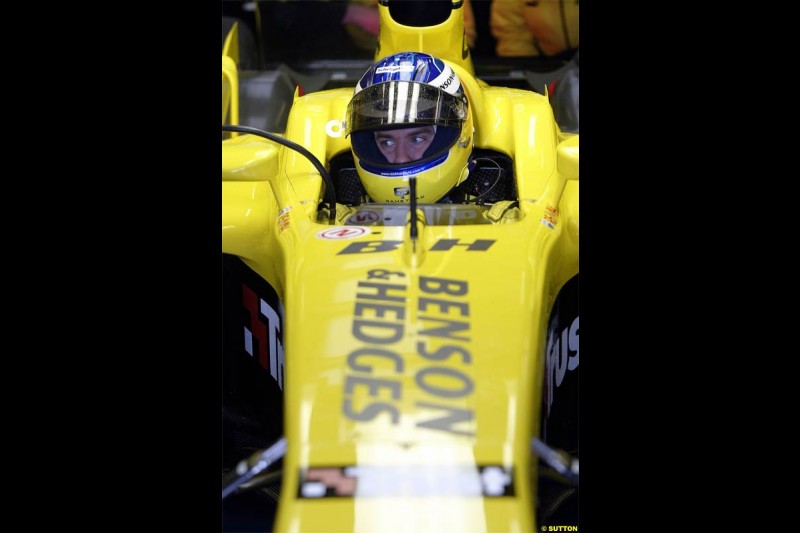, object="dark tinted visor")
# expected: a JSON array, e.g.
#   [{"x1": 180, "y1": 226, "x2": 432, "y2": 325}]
[{"x1": 346, "y1": 81, "x2": 468, "y2": 135}]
